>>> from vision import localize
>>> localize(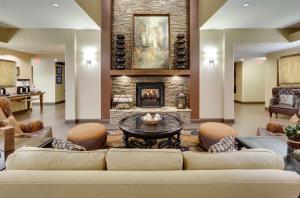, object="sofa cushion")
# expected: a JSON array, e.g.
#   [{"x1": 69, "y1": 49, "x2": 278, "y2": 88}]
[
  {"x1": 183, "y1": 149, "x2": 284, "y2": 170},
  {"x1": 0, "y1": 108, "x2": 6, "y2": 121},
  {"x1": 2, "y1": 116, "x2": 23, "y2": 135},
  {"x1": 106, "y1": 149, "x2": 183, "y2": 171},
  {"x1": 6, "y1": 147, "x2": 107, "y2": 170}
]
